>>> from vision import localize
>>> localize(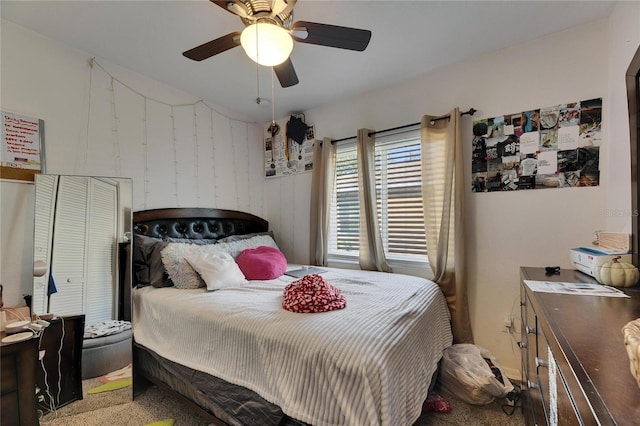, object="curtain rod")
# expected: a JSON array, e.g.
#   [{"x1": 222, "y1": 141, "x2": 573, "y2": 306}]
[{"x1": 331, "y1": 108, "x2": 477, "y2": 143}]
